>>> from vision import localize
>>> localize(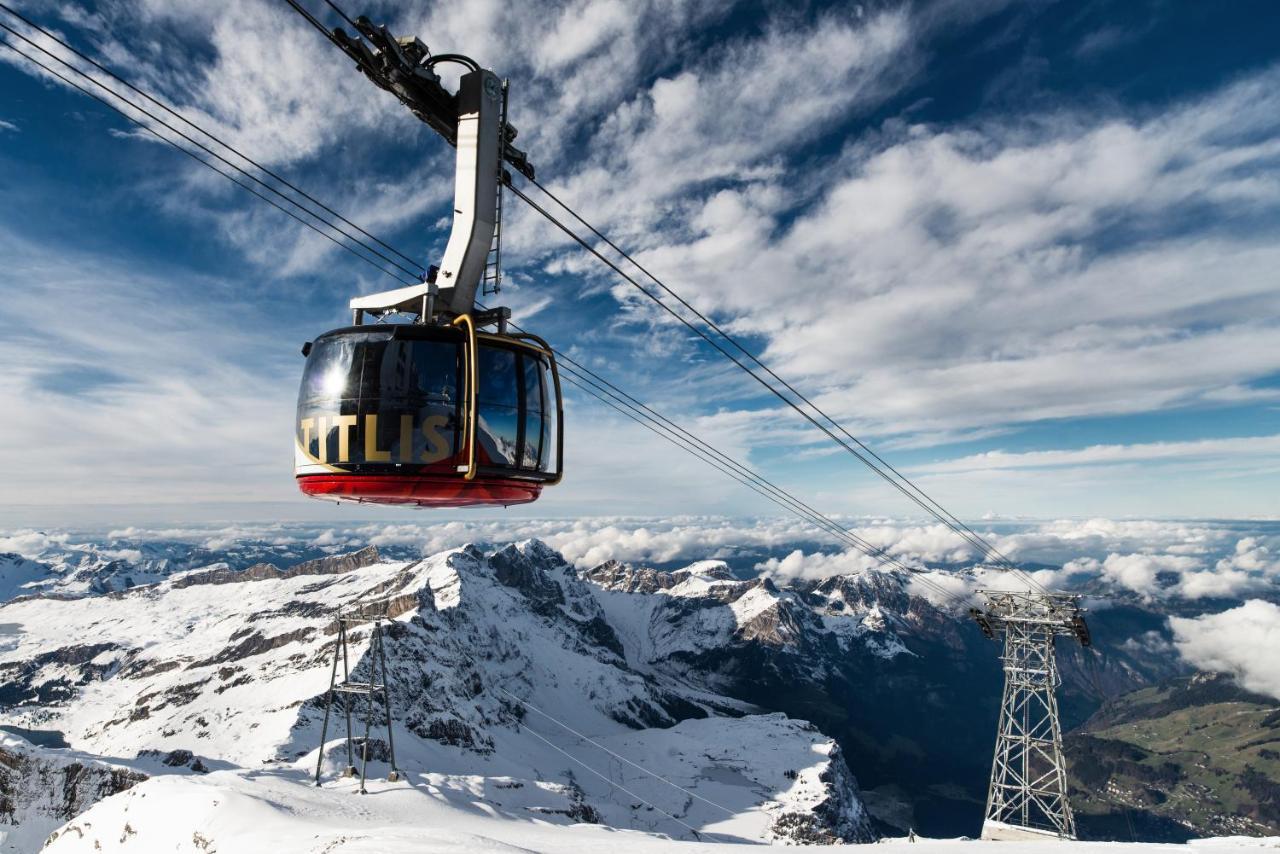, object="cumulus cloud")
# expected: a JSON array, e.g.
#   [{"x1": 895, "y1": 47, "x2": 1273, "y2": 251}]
[
  {"x1": 1170, "y1": 600, "x2": 1280, "y2": 700},
  {"x1": 584, "y1": 64, "x2": 1280, "y2": 452},
  {"x1": 0, "y1": 530, "x2": 73, "y2": 558},
  {"x1": 1077, "y1": 553, "x2": 1202, "y2": 600},
  {"x1": 759, "y1": 548, "x2": 894, "y2": 581},
  {"x1": 1216, "y1": 537, "x2": 1280, "y2": 576},
  {"x1": 1055, "y1": 544, "x2": 1275, "y2": 602}
]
